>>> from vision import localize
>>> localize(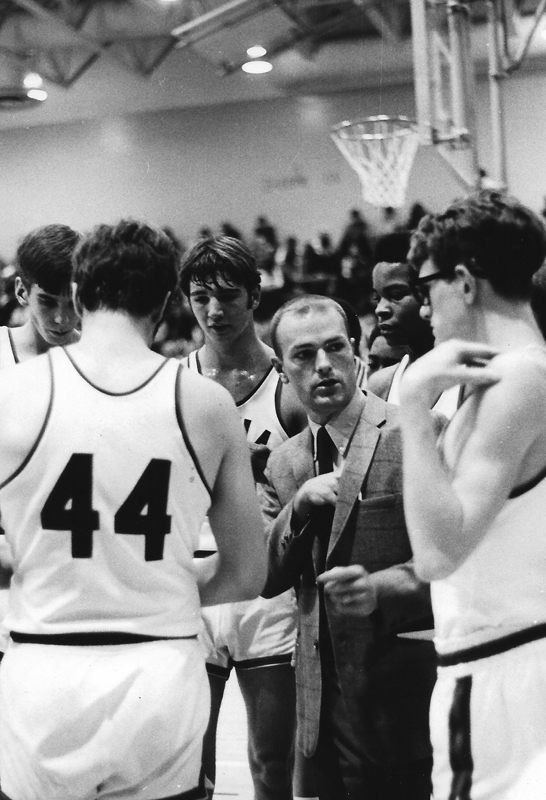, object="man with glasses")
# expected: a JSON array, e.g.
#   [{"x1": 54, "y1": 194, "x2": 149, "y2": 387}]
[{"x1": 399, "y1": 190, "x2": 546, "y2": 800}]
